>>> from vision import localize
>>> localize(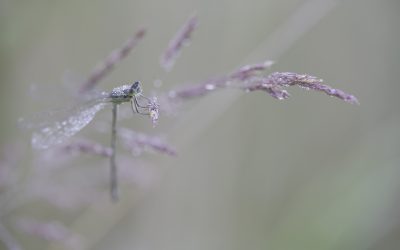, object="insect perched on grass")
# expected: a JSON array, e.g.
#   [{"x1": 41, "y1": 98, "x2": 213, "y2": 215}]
[{"x1": 19, "y1": 81, "x2": 159, "y2": 201}]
